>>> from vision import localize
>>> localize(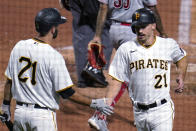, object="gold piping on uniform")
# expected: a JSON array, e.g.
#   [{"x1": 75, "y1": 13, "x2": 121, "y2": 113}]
[
  {"x1": 33, "y1": 38, "x2": 48, "y2": 44},
  {"x1": 170, "y1": 101, "x2": 174, "y2": 129},
  {"x1": 56, "y1": 84, "x2": 74, "y2": 93},
  {"x1": 4, "y1": 74, "x2": 12, "y2": 81},
  {"x1": 52, "y1": 112, "x2": 57, "y2": 131},
  {"x1": 174, "y1": 55, "x2": 187, "y2": 64},
  {"x1": 108, "y1": 74, "x2": 124, "y2": 83}
]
